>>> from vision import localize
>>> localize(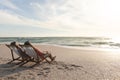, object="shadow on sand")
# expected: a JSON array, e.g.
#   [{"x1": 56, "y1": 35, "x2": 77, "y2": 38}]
[
  {"x1": 0, "y1": 62, "x2": 35, "y2": 77},
  {"x1": 0, "y1": 58, "x2": 84, "y2": 80}
]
